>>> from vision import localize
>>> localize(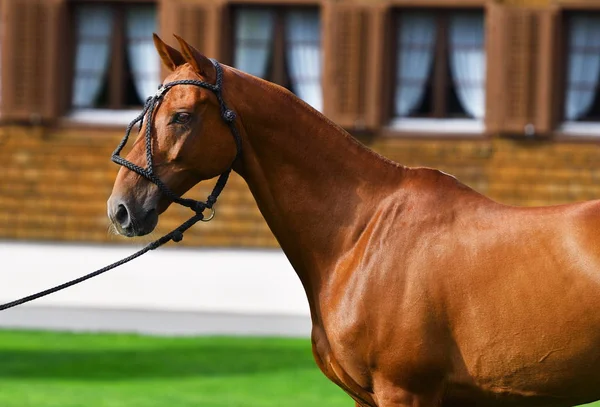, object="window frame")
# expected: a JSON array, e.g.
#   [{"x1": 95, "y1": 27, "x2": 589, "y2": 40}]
[
  {"x1": 545, "y1": 2, "x2": 600, "y2": 139},
  {"x1": 65, "y1": 0, "x2": 157, "y2": 124},
  {"x1": 389, "y1": 7, "x2": 486, "y2": 126},
  {"x1": 381, "y1": 1, "x2": 488, "y2": 138},
  {"x1": 393, "y1": 9, "x2": 483, "y2": 120},
  {"x1": 556, "y1": 8, "x2": 600, "y2": 138}
]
